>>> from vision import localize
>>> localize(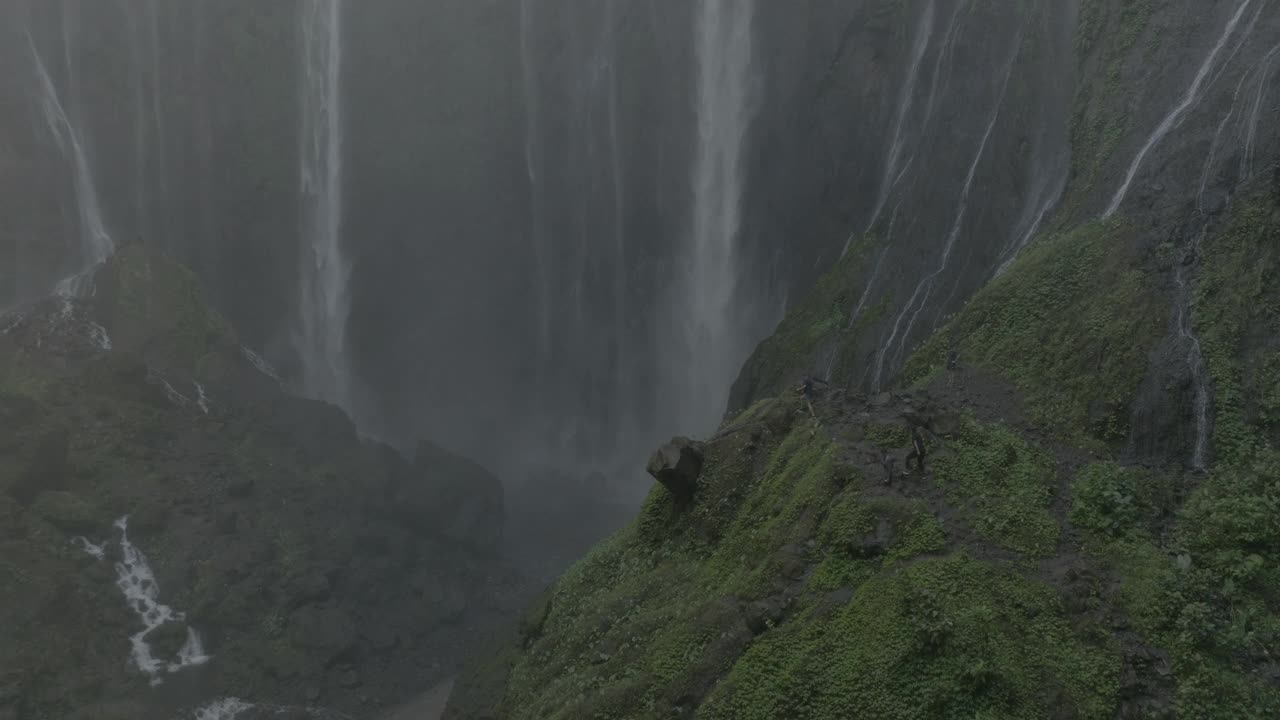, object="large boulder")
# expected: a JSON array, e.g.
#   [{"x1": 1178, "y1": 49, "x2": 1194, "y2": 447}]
[{"x1": 645, "y1": 437, "x2": 705, "y2": 499}]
